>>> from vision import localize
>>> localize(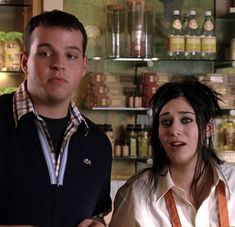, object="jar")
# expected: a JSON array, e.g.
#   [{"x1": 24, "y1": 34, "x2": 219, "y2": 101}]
[
  {"x1": 127, "y1": 0, "x2": 153, "y2": 58},
  {"x1": 106, "y1": 4, "x2": 125, "y2": 57}
]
